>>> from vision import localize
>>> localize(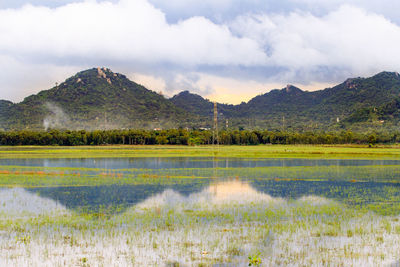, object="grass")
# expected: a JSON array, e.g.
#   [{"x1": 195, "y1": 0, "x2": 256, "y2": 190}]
[
  {"x1": 0, "y1": 144, "x2": 399, "y2": 159},
  {"x1": 1, "y1": 183, "x2": 400, "y2": 266},
  {"x1": 0, "y1": 146, "x2": 400, "y2": 265}
]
